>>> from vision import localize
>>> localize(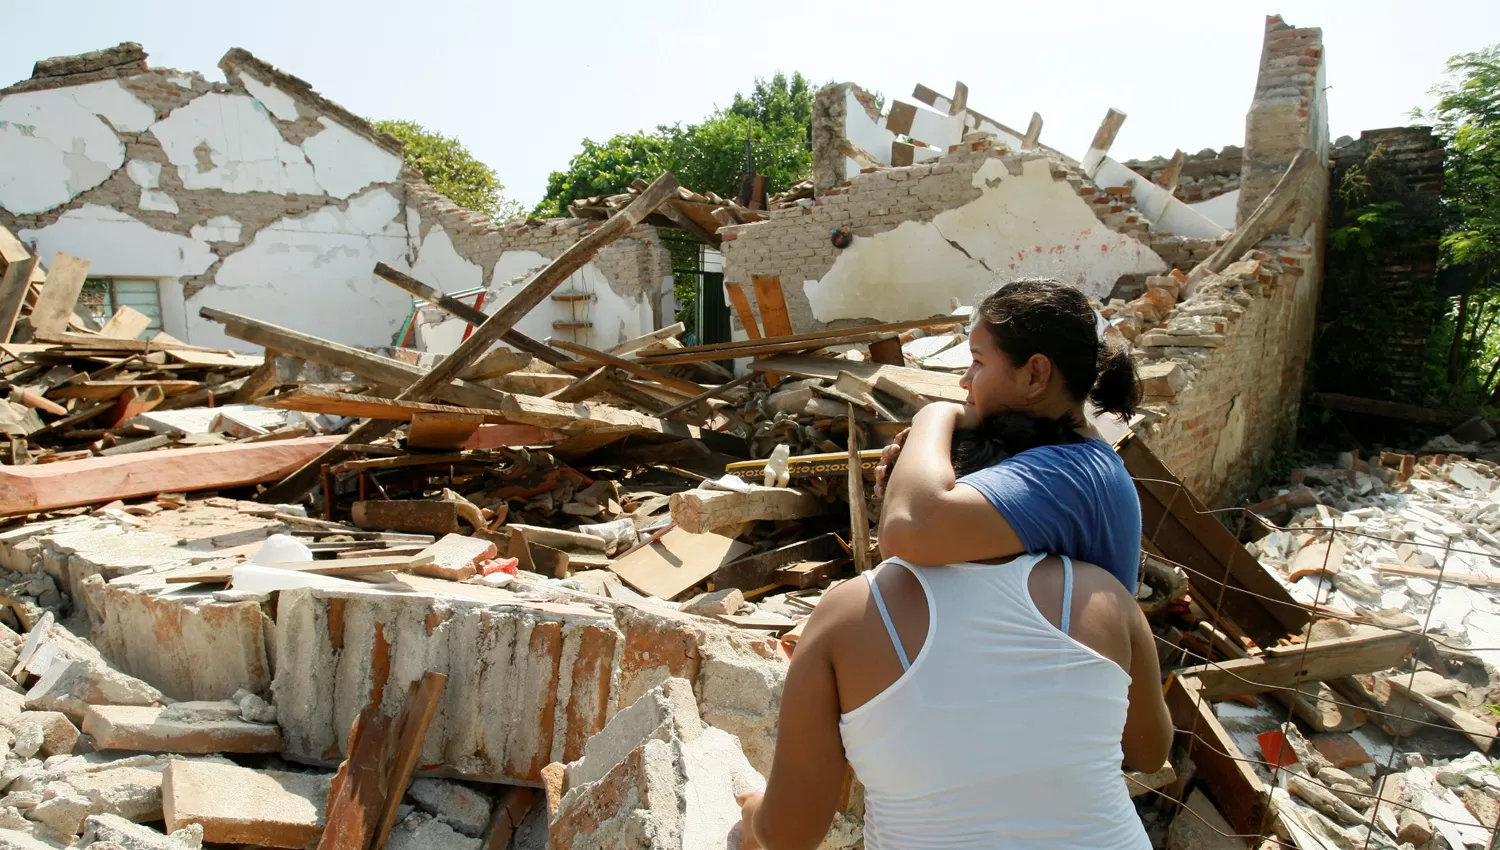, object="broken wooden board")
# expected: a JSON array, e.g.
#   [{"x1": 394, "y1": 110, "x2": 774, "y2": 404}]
[
  {"x1": 1120, "y1": 434, "x2": 1308, "y2": 648},
  {"x1": 725, "y1": 449, "x2": 883, "y2": 482},
  {"x1": 1174, "y1": 630, "x2": 1420, "y2": 702},
  {"x1": 371, "y1": 672, "x2": 448, "y2": 848},
  {"x1": 724, "y1": 283, "x2": 762, "y2": 340},
  {"x1": 407, "y1": 411, "x2": 485, "y2": 450},
  {"x1": 1373, "y1": 563, "x2": 1500, "y2": 590},
  {"x1": 461, "y1": 347, "x2": 534, "y2": 381},
  {"x1": 670, "y1": 485, "x2": 828, "y2": 534},
  {"x1": 606, "y1": 322, "x2": 686, "y2": 357},
  {"x1": 166, "y1": 349, "x2": 264, "y2": 369},
  {"x1": 260, "y1": 387, "x2": 510, "y2": 423},
  {"x1": 164, "y1": 554, "x2": 433, "y2": 585},
  {"x1": 51, "y1": 380, "x2": 201, "y2": 400},
  {"x1": 352, "y1": 501, "x2": 463, "y2": 536},
  {"x1": 319, "y1": 702, "x2": 393, "y2": 850},
  {"x1": 714, "y1": 534, "x2": 845, "y2": 591},
  {"x1": 1287, "y1": 538, "x2": 1348, "y2": 581},
  {"x1": 751, "y1": 276, "x2": 794, "y2": 337},
  {"x1": 606, "y1": 526, "x2": 751, "y2": 600},
  {"x1": 0, "y1": 255, "x2": 39, "y2": 343},
  {"x1": 29, "y1": 253, "x2": 91, "y2": 335},
  {"x1": 751, "y1": 355, "x2": 966, "y2": 403},
  {"x1": 0, "y1": 435, "x2": 343, "y2": 516},
  {"x1": 1385, "y1": 676, "x2": 1497, "y2": 752},
  {"x1": 1165, "y1": 674, "x2": 1267, "y2": 836},
  {"x1": 99, "y1": 306, "x2": 152, "y2": 340}
]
